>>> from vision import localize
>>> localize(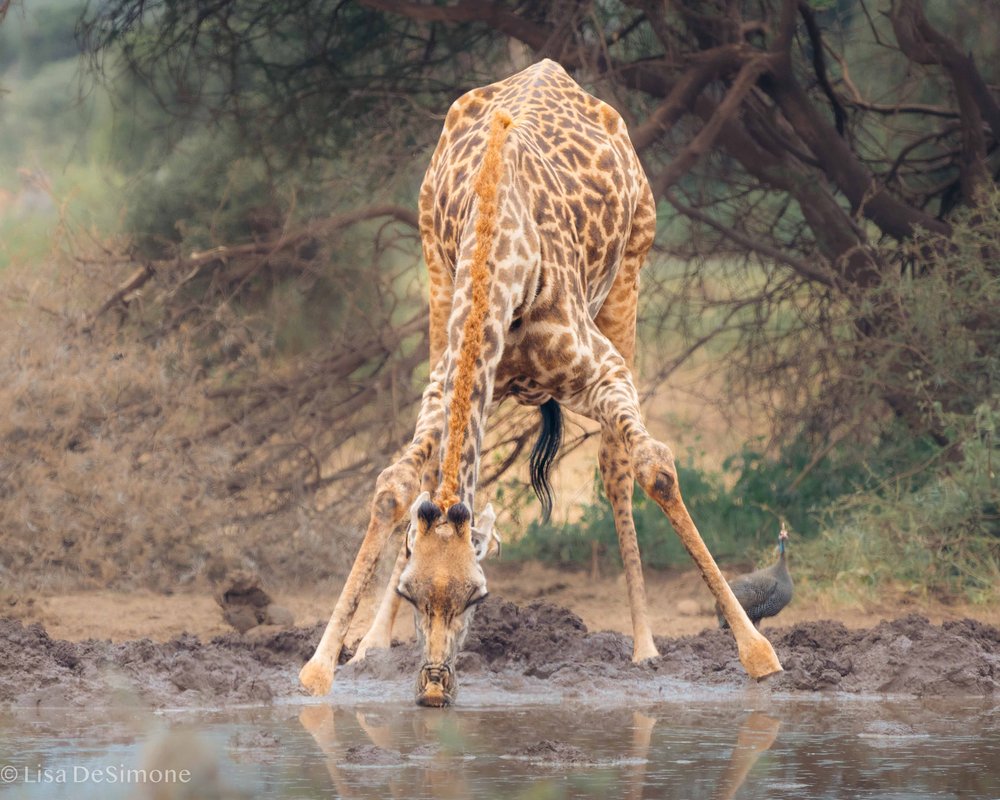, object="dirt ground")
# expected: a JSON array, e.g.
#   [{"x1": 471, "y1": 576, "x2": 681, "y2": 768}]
[
  {"x1": 10, "y1": 561, "x2": 1000, "y2": 644},
  {"x1": 2, "y1": 563, "x2": 999, "y2": 708},
  {"x1": 2, "y1": 592, "x2": 998, "y2": 709}
]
